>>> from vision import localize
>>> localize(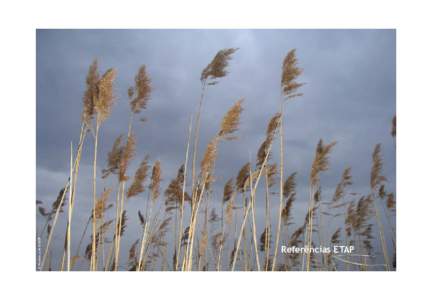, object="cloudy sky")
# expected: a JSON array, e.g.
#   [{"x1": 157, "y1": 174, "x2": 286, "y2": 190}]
[{"x1": 36, "y1": 29, "x2": 395, "y2": 270}]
